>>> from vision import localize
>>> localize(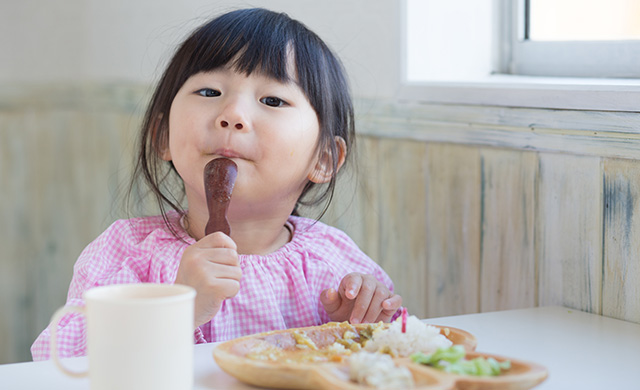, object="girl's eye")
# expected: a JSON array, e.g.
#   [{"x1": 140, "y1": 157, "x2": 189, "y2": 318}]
[
  {"x1": 260, "y1": 96, "x2": 287, "y2": 107},
  {"x1": 196, "y1": 88, "x2": 221, "y2": 97}
]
